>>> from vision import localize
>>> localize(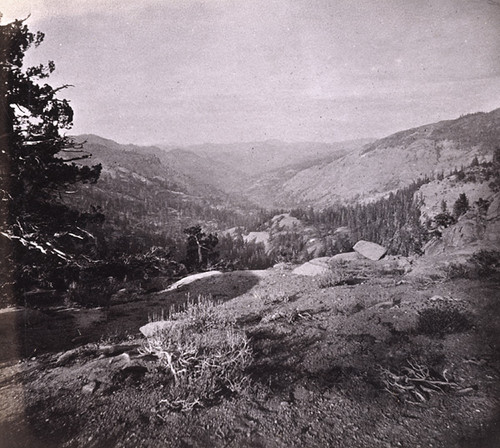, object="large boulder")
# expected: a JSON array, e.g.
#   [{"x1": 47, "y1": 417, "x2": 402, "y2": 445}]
[
  {"x1": 243, "y1": 232, "x2": 271, "y2": 251},
  {"x1": 160, "y1": 270, "x2": 223, "y2": 292},
  {"x1": 353, "y1": 240, "x2": 387, "y2": 261}
]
